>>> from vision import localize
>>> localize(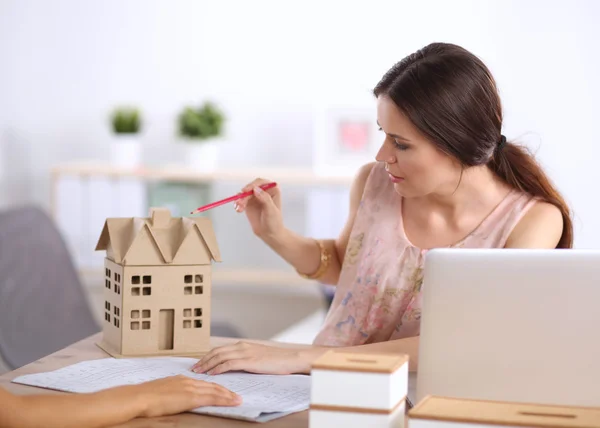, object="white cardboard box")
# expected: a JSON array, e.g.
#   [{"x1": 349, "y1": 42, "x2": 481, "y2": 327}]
[
  {"x1": 310, "y1": 399, "x2": 406, "y2": 428},
  {"x1": 310, "y1": 350, "x2": 409, "y2": 428},
  {"x1": 409, "y1": 395, "x2": 600, "y2": 428}
]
